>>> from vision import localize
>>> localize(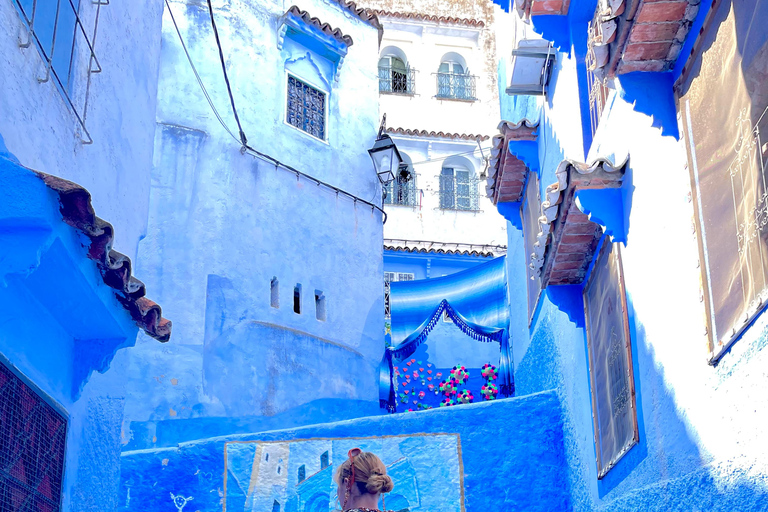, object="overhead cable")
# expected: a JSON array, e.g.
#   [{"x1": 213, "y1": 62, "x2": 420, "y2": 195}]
[{"x1": 163, "y1": 0, "x2": 387, "y2": 222}]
